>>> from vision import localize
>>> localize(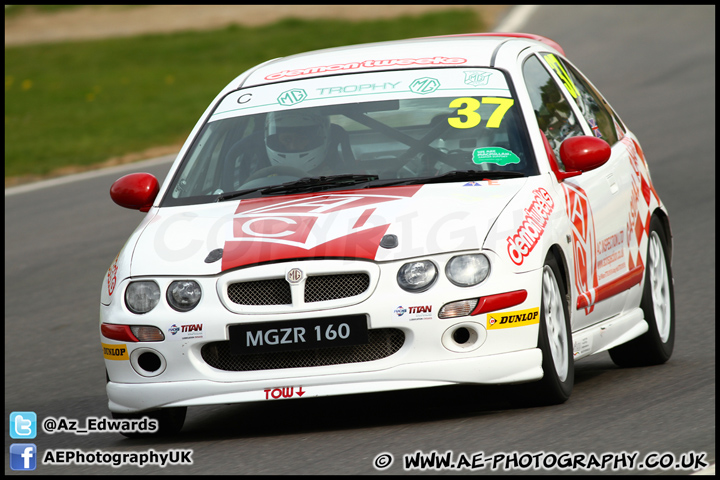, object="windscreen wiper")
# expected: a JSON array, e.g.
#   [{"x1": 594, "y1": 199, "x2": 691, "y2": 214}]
[
  {"x1": 216, "y1": 185, "x2": 273, "y2": 202},
  {"x1": 217, "y1": 174, "x2": 380, "y2": 201},
  {"x1": 258, "y1": 174, "x2": 379, "y2": 195},
  {"x1": 365, "y1": 170, "x2": 526, "y2": 188},
  {"x1": 420, "y1": 169, "x2": 526, "y2": 184}
]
